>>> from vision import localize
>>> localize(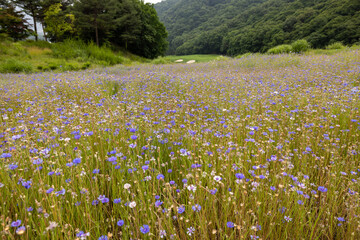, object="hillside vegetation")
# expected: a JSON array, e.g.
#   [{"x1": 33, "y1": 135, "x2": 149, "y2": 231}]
[
  {"x1": 155, "y1": 0, "x2": 360, "y2": 55},
  {"x1": 0, "y1": 39, "x2": 146, "y2": 73}
]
